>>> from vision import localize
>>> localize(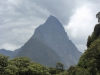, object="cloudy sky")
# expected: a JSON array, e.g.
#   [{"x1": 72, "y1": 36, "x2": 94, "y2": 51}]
[{"x1": 0, "y1": 0, "x2": 100, "y2": 52}]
